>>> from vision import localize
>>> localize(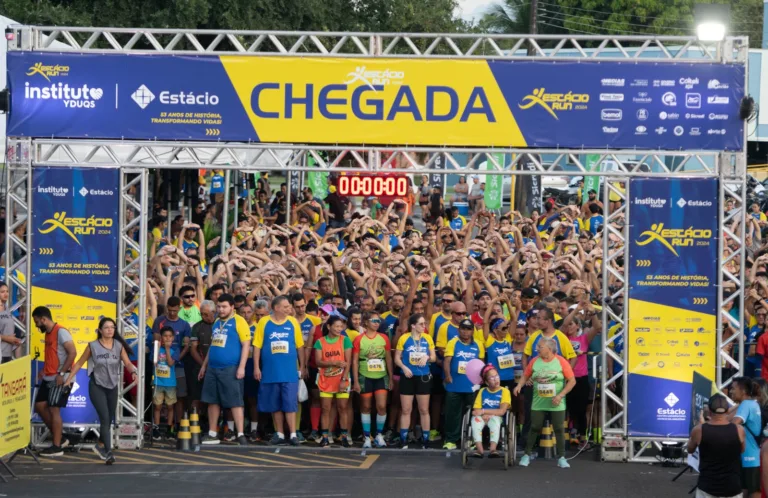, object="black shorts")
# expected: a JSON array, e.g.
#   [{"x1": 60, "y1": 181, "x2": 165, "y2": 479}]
[
  {"x1": 399, "y1": 374, "x2": 433, "y2": 396},
  {"x1": 741, "y1": 467, "x2": 761, "y2": 494},
  {"x1": 307, "y1": 367, "x2": 319, "y2": 391},
  {"x1": 359, "y1": 375, "x2": 389, "y2": 395},
  {"x1": 35, "y1": 380, "x2": 70, "y2": 408}
]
